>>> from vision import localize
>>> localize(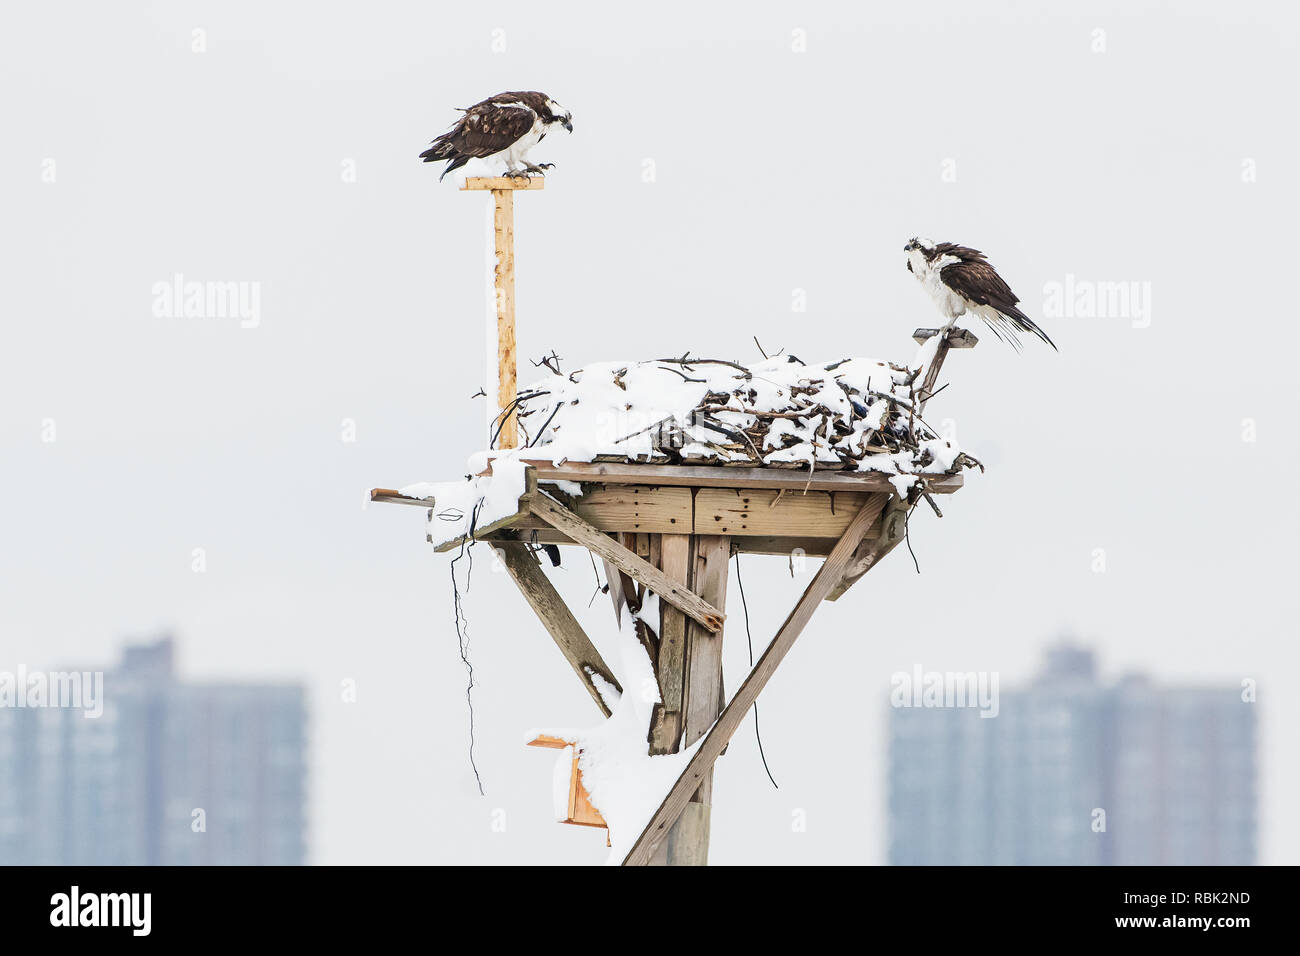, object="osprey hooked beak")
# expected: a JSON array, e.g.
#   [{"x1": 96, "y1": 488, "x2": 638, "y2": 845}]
[{"x1": 562, "y1": 117, "x2": 573, "y2": 133}]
